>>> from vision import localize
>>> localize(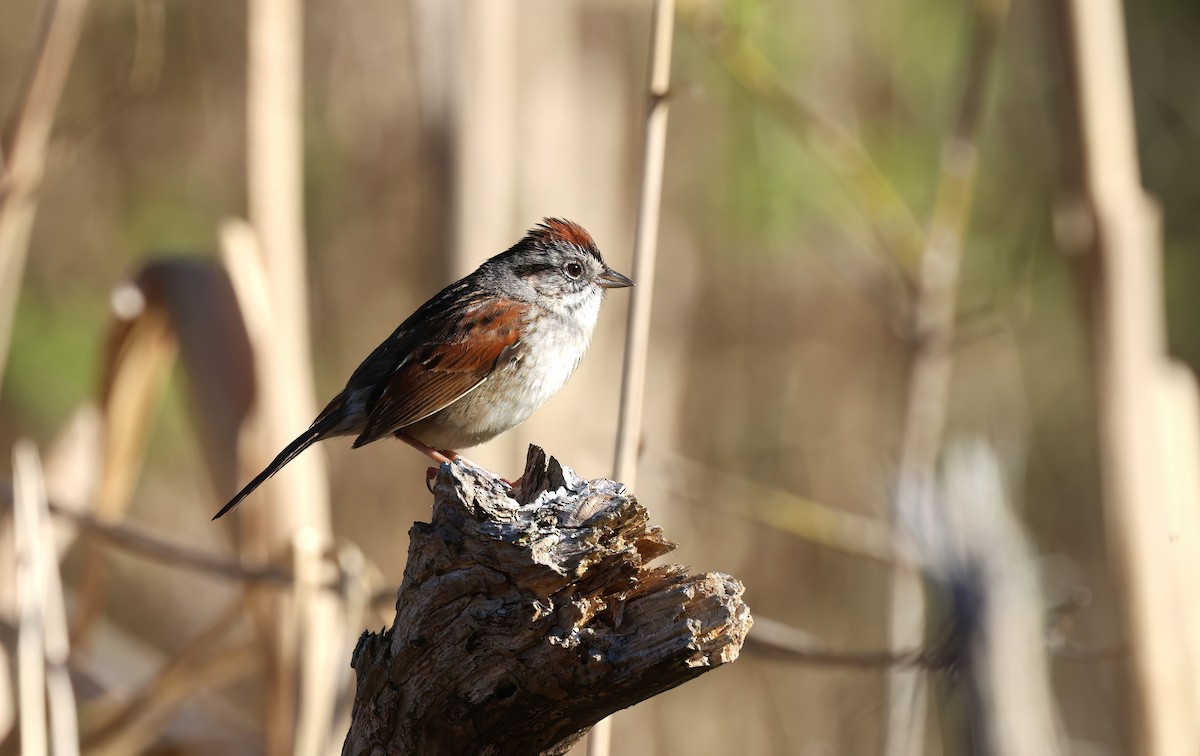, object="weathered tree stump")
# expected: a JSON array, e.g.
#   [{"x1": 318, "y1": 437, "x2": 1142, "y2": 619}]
[{"x1": 342, "y1": 446, "x2": 752, "y2": 755}]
